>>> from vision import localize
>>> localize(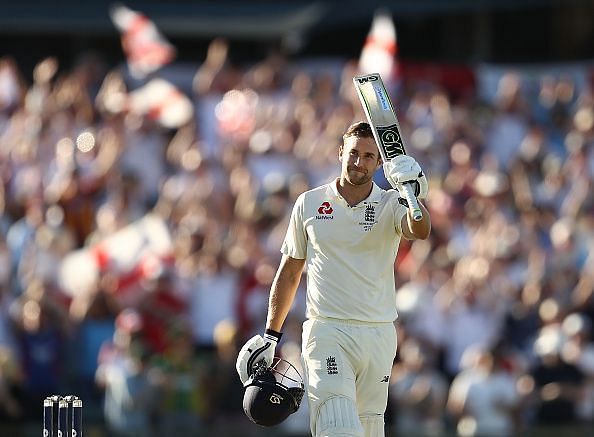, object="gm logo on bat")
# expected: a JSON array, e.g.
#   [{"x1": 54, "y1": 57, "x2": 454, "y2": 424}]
[{"x1": 377, "y1": 125, "x2": 406, "y2": 159}]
